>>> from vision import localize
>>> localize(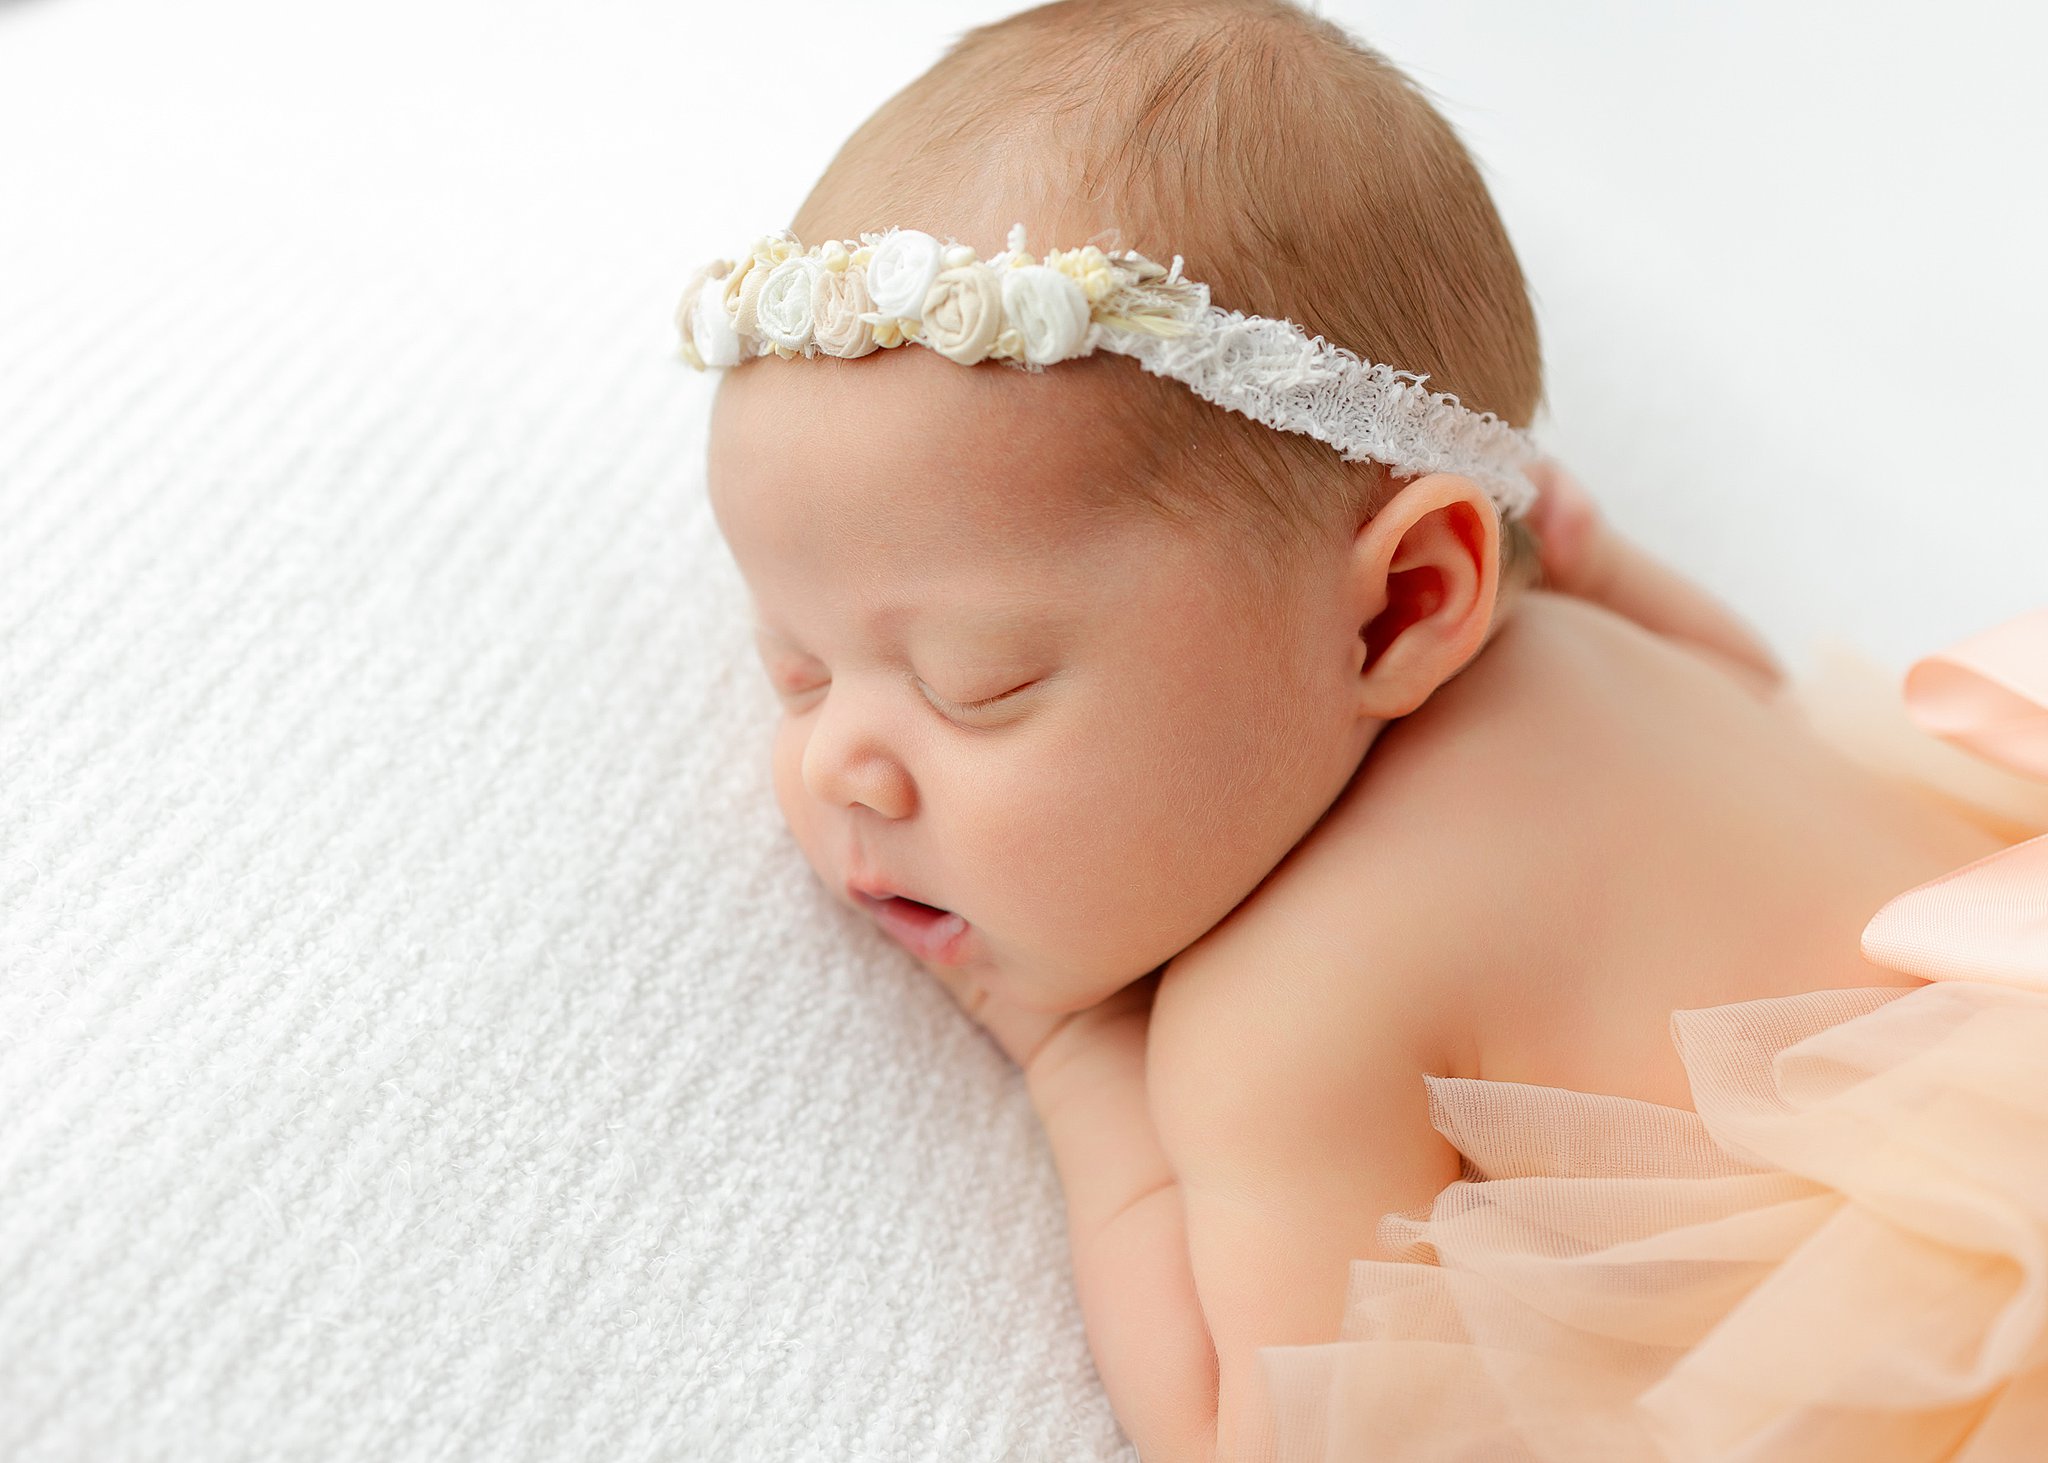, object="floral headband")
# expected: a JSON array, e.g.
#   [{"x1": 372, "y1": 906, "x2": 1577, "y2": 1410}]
[{"x1": 675, "y1": 221, "x2": 1541, "y2": 519}]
